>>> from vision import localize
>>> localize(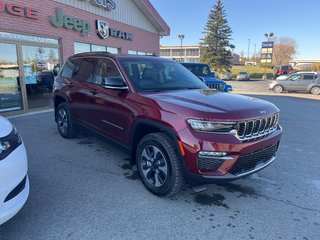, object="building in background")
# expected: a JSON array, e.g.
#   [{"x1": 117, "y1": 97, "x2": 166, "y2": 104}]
[
  {"x1": 160, "y1": 45, "x2": 240, "y2": 65},
  {"x1": 0, "y1": 0, "x2": 169, "y2": 114}
]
